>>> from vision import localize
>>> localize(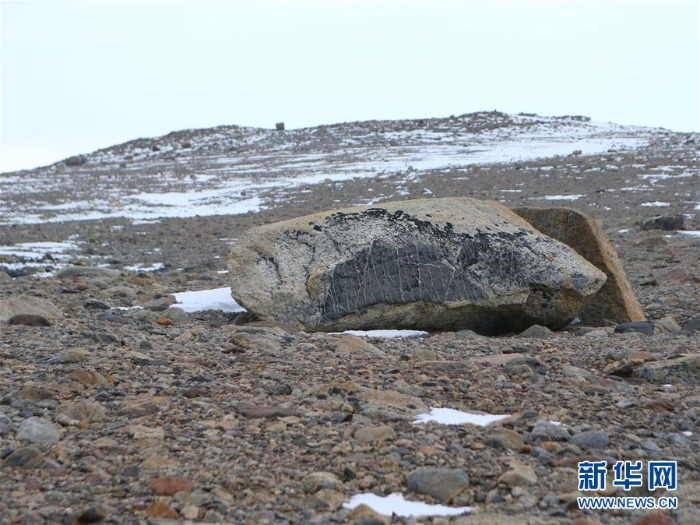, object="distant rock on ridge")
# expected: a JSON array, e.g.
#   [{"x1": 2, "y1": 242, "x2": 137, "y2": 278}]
[
  {"x1": 511, "y1": 206, "x2": 645, "y2": 325},
  {"x1": 228, "y1": 198, "x2": 606, "y2": 334}
]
